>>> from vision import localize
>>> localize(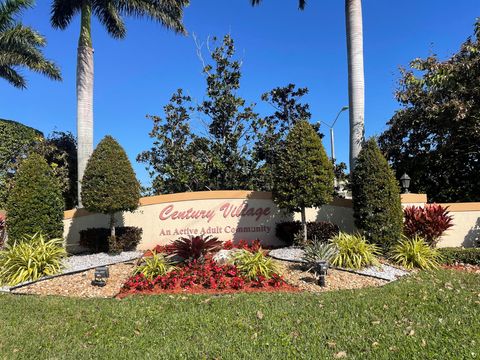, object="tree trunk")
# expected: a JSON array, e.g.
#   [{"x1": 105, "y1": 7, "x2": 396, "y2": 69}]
[
  {"x1": 76, "y1": 4, "x2": 94, "y2": 207},
  {"x1": 110, "y1": 213, "x2": 116, "y2": 238},
  {"x1": 345, "y1": 0, "x2": 365, "y2": 171},
  {"x1": 301, "y1": 207, "x2": 307, "y2": 243}
]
